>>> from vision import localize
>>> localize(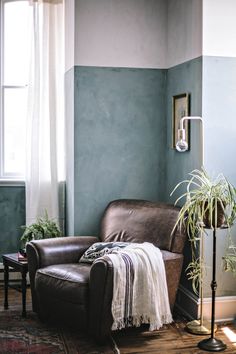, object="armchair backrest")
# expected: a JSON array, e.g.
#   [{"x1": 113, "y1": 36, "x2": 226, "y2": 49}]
[{"x1": 100, "y1": 199, "x2": 186, "y2": 254}]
